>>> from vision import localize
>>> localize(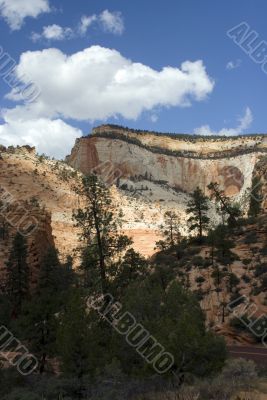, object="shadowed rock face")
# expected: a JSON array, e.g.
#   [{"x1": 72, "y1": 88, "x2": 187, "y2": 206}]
[
  {"x1": 66, "y1": 126, "x2": 266, "y2": 198},
  {"x1": 0, "y1": 202, "x2": 54, "y2": 290},
  {"x1": 67, "y1": 137, "x2": 100, "y2": 174}
]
